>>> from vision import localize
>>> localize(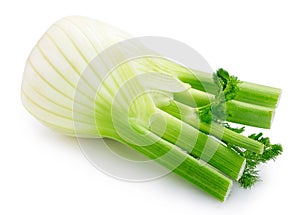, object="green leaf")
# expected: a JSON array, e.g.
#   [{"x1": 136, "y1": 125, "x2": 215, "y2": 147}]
[
  {"x1": 238, "y1": 133, "x2": 283, "y2": 188},
  {"x1": 198, "y1": 68, "x2": 240, "y2": 123}
]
